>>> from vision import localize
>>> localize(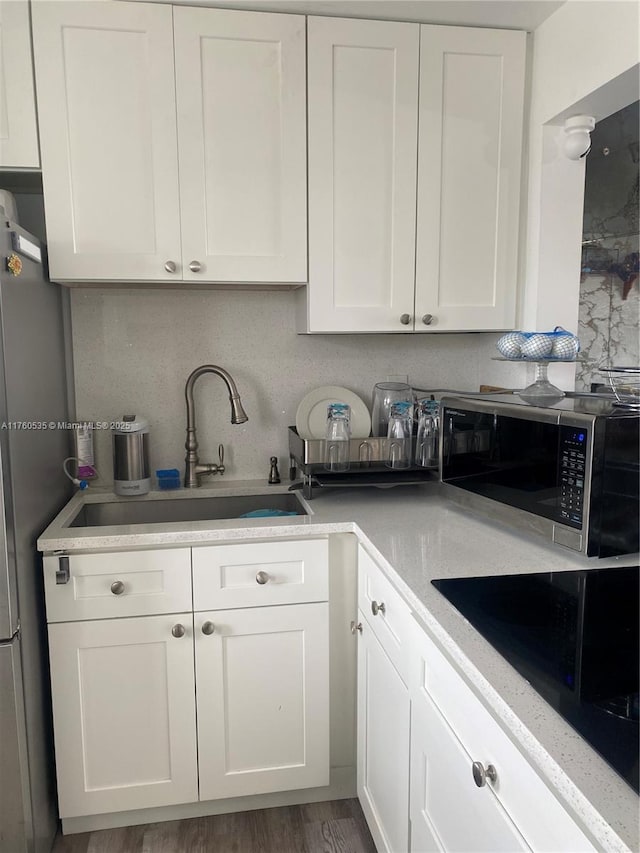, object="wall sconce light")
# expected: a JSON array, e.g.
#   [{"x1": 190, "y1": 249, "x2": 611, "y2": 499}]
[{"x1": 563, "y1": 115, "x2": 596, "y2": 160}]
